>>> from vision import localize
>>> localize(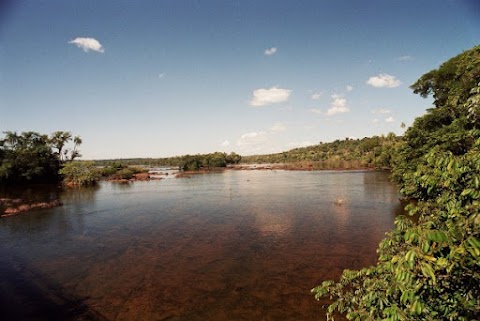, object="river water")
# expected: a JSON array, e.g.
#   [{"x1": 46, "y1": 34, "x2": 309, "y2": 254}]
[{"x1": 0, "y1": 170, "x2": 404, "y2": 321}]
